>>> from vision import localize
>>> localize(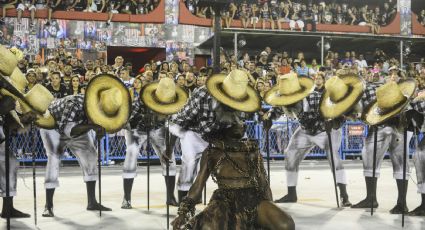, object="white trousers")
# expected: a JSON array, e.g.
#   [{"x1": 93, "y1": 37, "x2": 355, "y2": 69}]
[
  {"x1": 40, "y1": 128, "x2": 98, "y2": 189},
  {"x1": 0, "y1": 126, "x2": 17, "y2": 197},
  {"x1": 413, "y1": 137, "x2": 425, "y2": 194},
  {"x1": 123, "y1": 127, "x2": 176, "y2": 178},
  {"x1": 361, "y1": 126, "x2": 412, "y2": 180},
  {"x1": 285, "y1": 127, "x2": 347, "y2": 186}
]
